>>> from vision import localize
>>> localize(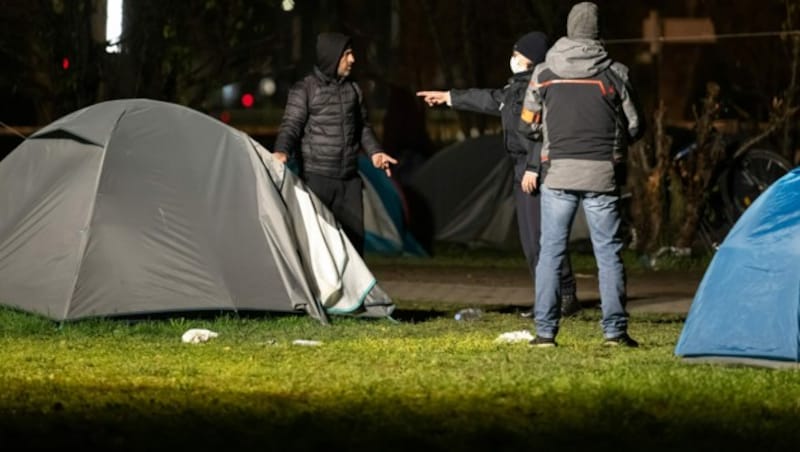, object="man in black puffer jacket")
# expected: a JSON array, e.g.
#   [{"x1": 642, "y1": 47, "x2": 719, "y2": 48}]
[
  {"x1": 416, "y1": 31, "x2": 579, "y2": 318},
  {"x1": 274, "y1": 32, "x2": 397, "y2": 256}
]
